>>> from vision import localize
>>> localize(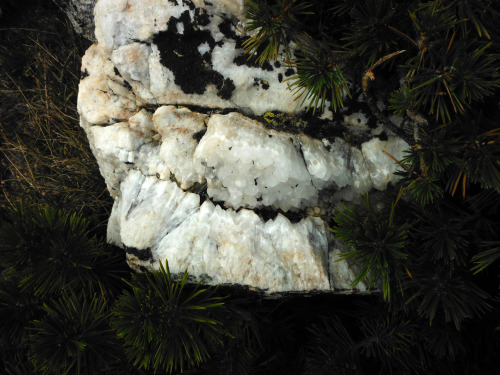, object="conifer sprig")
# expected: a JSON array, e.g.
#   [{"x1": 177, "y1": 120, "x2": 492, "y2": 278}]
[
  {"x1": 405, "y1": 266, "x2": 491, "y2": 330},
  {"x1": 471, "y1": 241, "x2": 500, "y2": 274},
  {"x1": 243, "y1": 0, "x2": 312, "y2": 65},
  {"x1": 287, "y1": 34, "x2": 350, "y2": 113},
  {"x1": 332, "y1": 190, "x2": 410, "y2": 301},
  {"x1": 28, "y1": 291, "x2": 120, "y2": 375}
]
